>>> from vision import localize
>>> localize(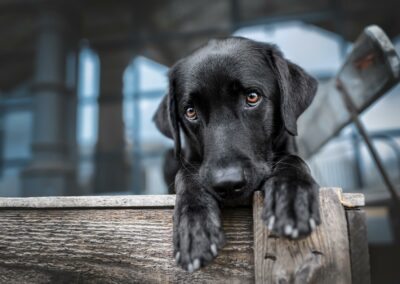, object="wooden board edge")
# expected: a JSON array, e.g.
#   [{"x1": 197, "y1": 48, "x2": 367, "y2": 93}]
[
  {"x1": 325, "y1": 187, "x2": 365, "y2": 208},
  {"x1": 252, "y1": 191, "x2": 264, "y2": 284},
  {"x1": 253, "y1": 188, "x2": 353, "y2": 283},
  {"x1": 346, "y1": 209, "x2": 371, "y2": 284},
  {"x1": 0, "y1": 195, "x2": 176, "y2": 209},
  {"x1": 0, "y1": 188, "x2": 363, "y2": 209}
]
